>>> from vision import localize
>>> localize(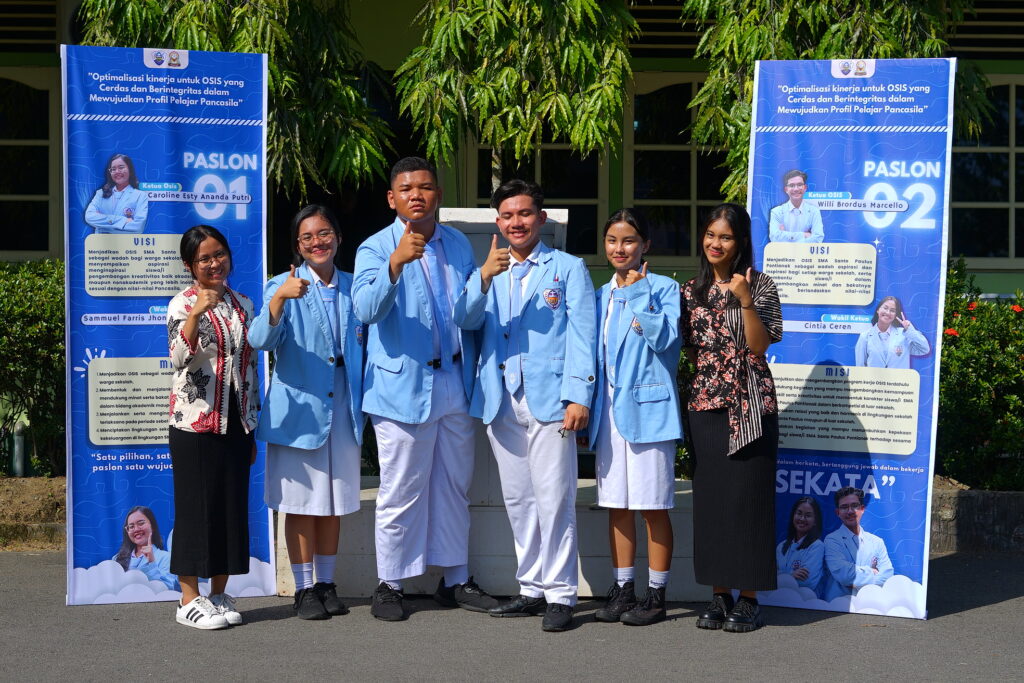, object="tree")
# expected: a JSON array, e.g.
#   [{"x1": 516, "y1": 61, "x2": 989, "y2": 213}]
[
  {"x1": 395, "y1": 0, "x2": 638, "y2": 191},
  {"x1": 680, "y1": 0, "x2": 992, "y2": 202},
  {"x1": 77, "y1": 0, "x2": 392, "y2": 198}
]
